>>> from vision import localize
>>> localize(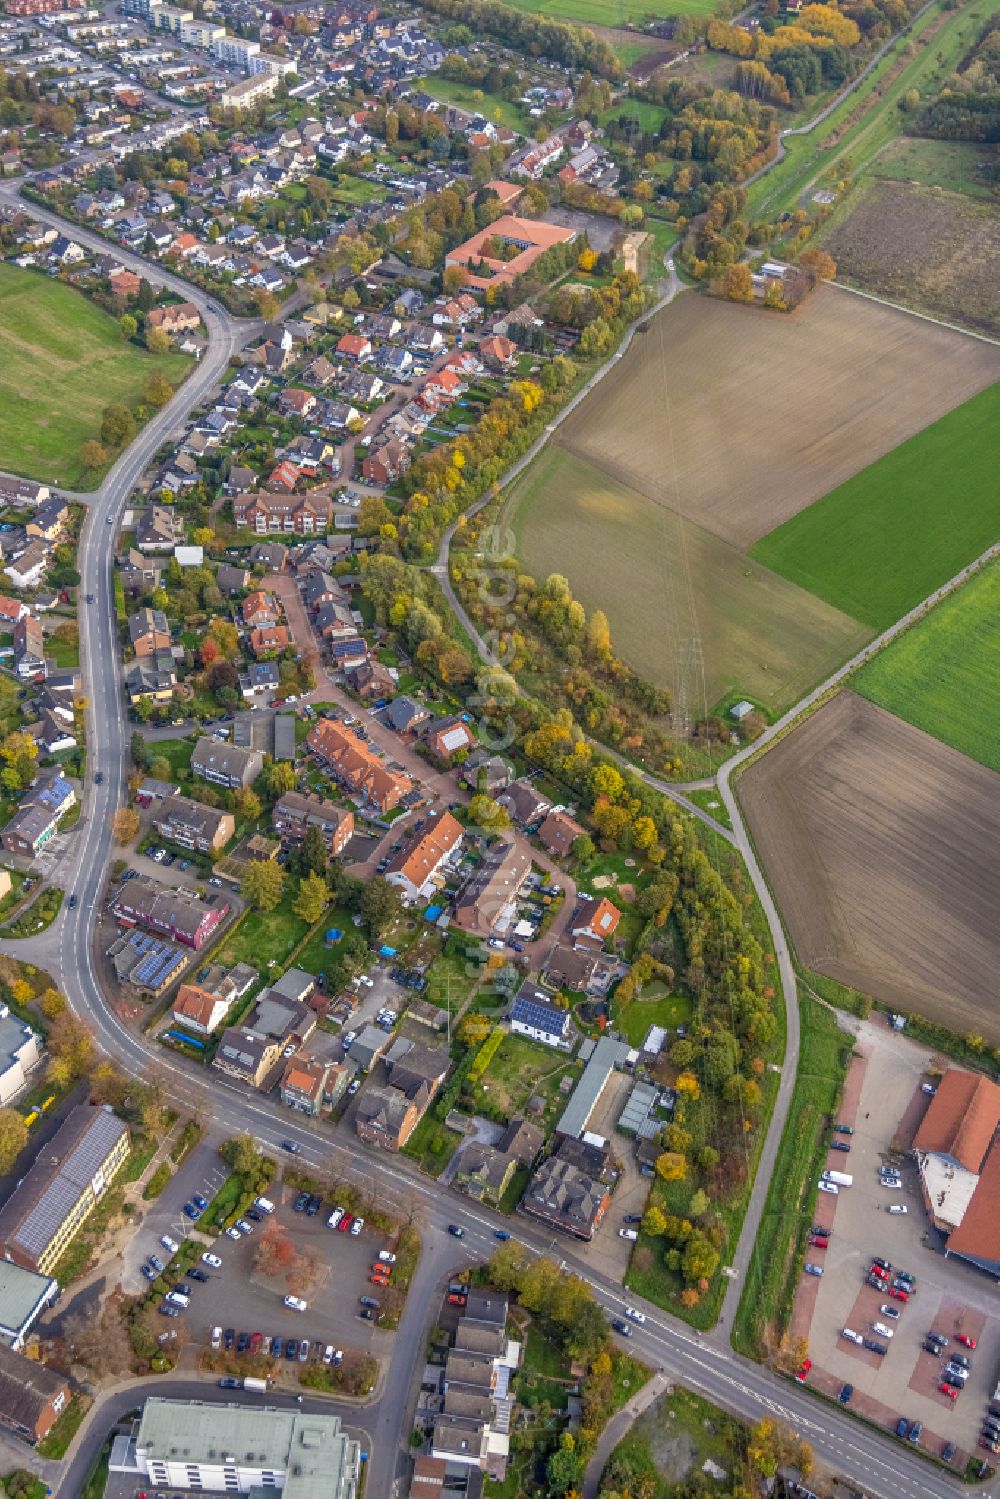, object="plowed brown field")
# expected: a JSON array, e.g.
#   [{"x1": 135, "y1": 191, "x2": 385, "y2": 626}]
[
  {"x1": 557, "y1": 286, "x2": 1000, "y2": 548},
  {"x1": 740, "y1": 692, "x2": 1000, "y2": 1040}
]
